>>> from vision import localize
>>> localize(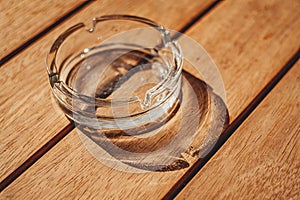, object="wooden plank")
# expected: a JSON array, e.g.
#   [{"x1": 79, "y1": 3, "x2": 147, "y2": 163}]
[
  {"x1": 177, "y1": 61, "x2": 300, "y2": 199},
  {"x1": 0, "y1": 0, "x2": 215, "y2": 184},
  {"x1": 2, "y1": 0, "x2": 299, "y2": 199},
  {"x1": 0, "y1": 0, "x2": 84, "y2": 61},
  {"x1": 182, "y1": 0, "x2": 300, "y2": 120}
]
